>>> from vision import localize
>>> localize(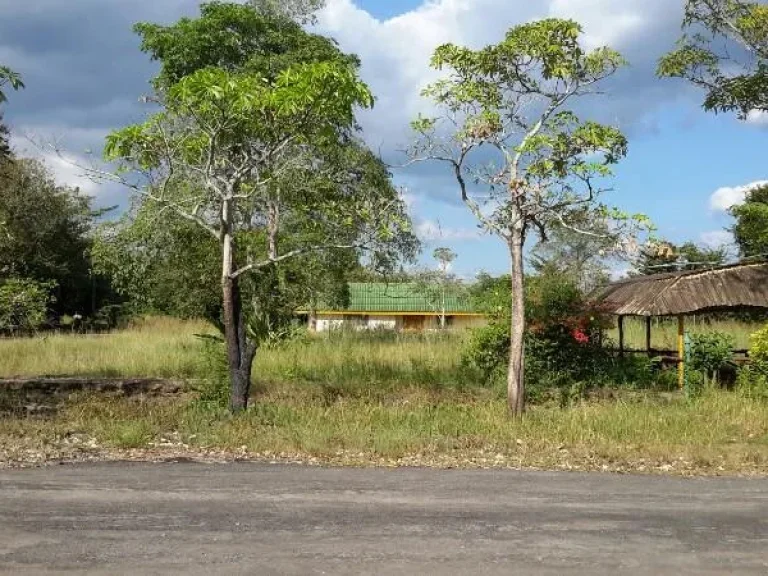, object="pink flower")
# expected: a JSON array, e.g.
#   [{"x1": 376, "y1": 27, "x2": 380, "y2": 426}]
[{"x1": 572, "y1": 329, "x2": 590, "y2": 345}]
